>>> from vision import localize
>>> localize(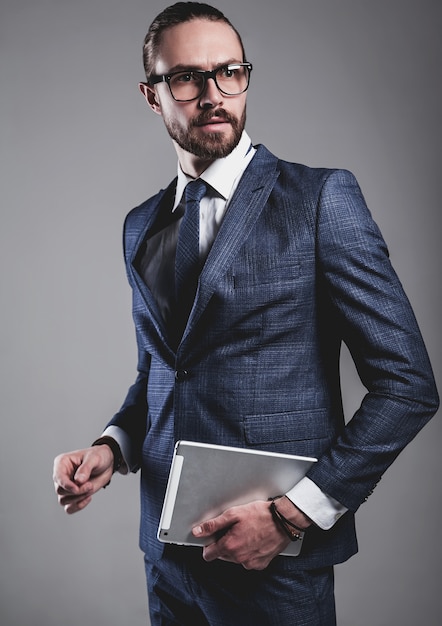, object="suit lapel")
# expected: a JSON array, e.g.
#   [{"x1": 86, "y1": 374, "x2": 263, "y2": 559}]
[
  {"x1": 184, "y1": 145, "x2": 280, "y2": 338},
  {"x1": 127, "y1": 147, "x2": 281, "y2": 354},
  {"x1": 128, "y1": 181, "x2": 178, "y2": 361}
]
